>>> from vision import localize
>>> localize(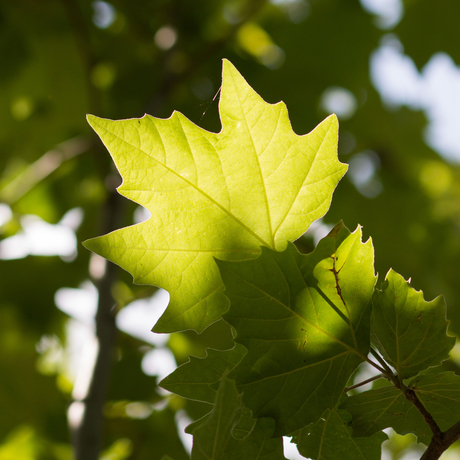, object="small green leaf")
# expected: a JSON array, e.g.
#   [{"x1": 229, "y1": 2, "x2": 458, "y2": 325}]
[
  {"x1": 341, "y1": 371, "x2": 460, "y2": 444},
  {"x1": 410, "y1": 371, "x2": 460, "y2": 432},
  {"x1": 232, "y1": 406, "x2": 257, "y2": 441},
  {"x1": 217, "y1": 223, "x2": 376, "y2": 435},
  {"x1": 292, "y1": 403, "x2": 387, "y2": 460},
  {"x1": 187, "y1": 376, "x2": 243, "y2": 459},
  {"x1": 187, "y1": 376, "x2": 286, "y2": 460},
  {"x1": 226, "y1": 417, "x2": 287, "y2": 460},
  {"x1": 341, "y1": 385, "x2": 430, "y2": 443},
  {"x1": 159, "y1": 344, "x2": 247, "y2": 404},
  {"x1": 372, "y1": 269, "x2": 455, "y2": 379},
  {"x1": 84, "y1": 59, "x2": 346, "y2": 333}
]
